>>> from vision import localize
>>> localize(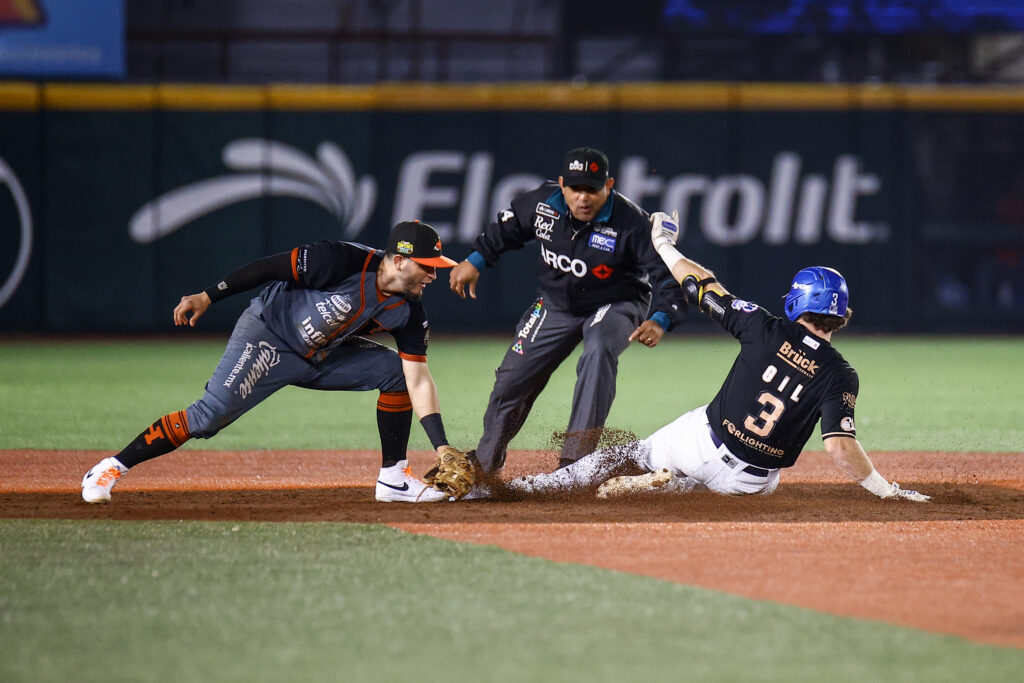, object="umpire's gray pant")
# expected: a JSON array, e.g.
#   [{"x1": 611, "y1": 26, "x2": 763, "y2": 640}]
[{"x1": 475, "y1": 295, "x2": 647, "y2": 472}]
